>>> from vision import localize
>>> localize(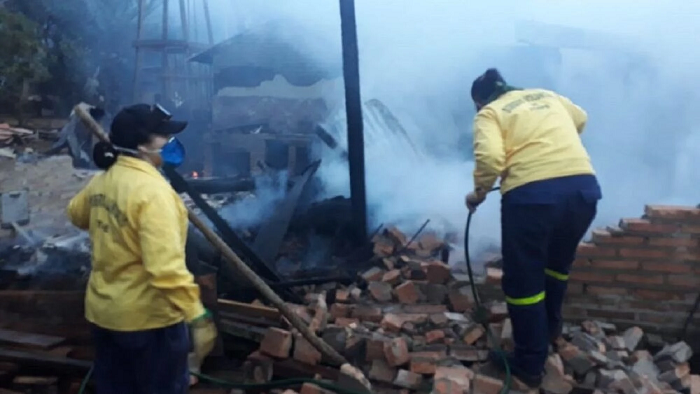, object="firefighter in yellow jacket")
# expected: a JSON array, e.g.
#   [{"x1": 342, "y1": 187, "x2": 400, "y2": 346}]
[
  {"x1": 465, "y1": 69, "x2": 602, "y2": 388},
  {"x1": 67, "y1": 104, "x2": 217, "y2": 394}
]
